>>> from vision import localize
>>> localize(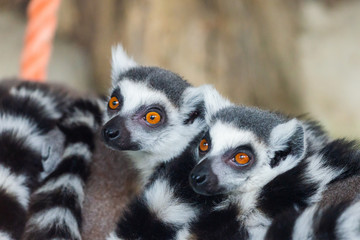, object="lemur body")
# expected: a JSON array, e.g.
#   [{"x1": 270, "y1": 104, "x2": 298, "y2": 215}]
[
  {"x1": 102, "y1": 45, "x2": 241, "y2": 239},
  {"x1": 190, "y1": 105, "x2": 360, "y2": 239},
  {"x1": 0, "y1": 80, "x2": 102, "y2": 240}
]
